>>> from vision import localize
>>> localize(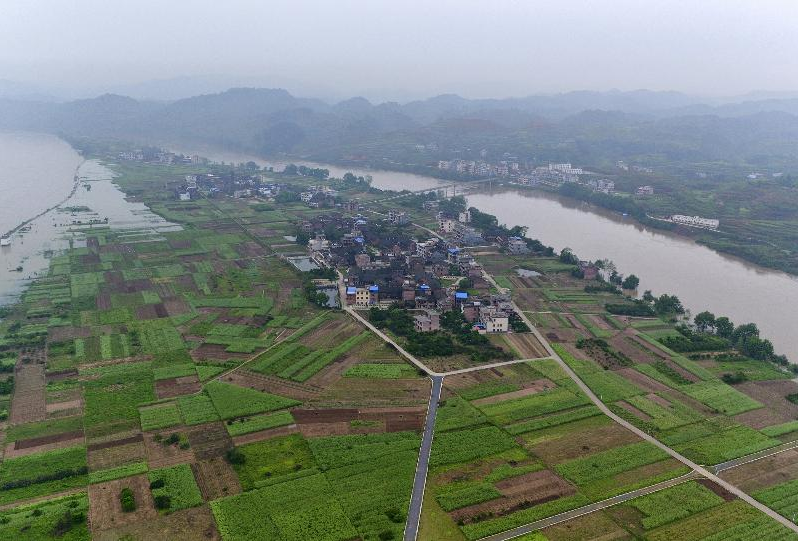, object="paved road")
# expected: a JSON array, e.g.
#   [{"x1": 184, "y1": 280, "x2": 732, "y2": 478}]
[
  {"x1": 341, "y1": 216, "x2": 798, "y2": 537},
  {"x1": 715, "y1": 439, "x2": 798, "y2": 473},
  {"x1": 480, "y1": 471, "x2": 698, "y2": 541},
  {"x1": 404, "y1": 375, "x2": 443, "y2": 541},
  {"x1": 509, "y1": 306, "x2": 798, "y2": 536}
]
